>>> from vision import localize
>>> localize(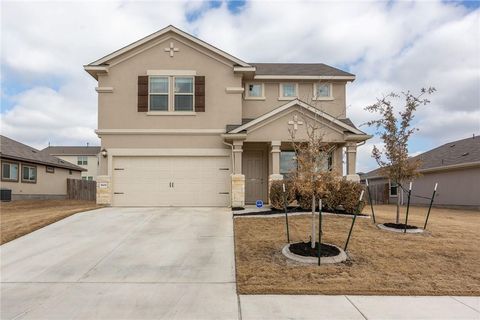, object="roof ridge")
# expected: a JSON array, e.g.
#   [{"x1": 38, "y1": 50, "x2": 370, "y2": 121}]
[{"x1": 0, "y1": 135, "x2": 40, "y2": 152}]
